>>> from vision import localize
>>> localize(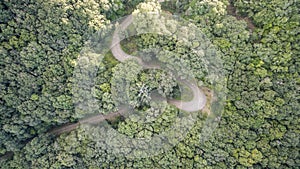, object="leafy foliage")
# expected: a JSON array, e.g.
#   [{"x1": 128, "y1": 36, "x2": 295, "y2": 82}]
[
  {"x1": 0, "y1": 0, "x2": 128, "y2": 155},
  {"x1": 0, "y1": 0, "x2": 299, "y2": 168}
]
